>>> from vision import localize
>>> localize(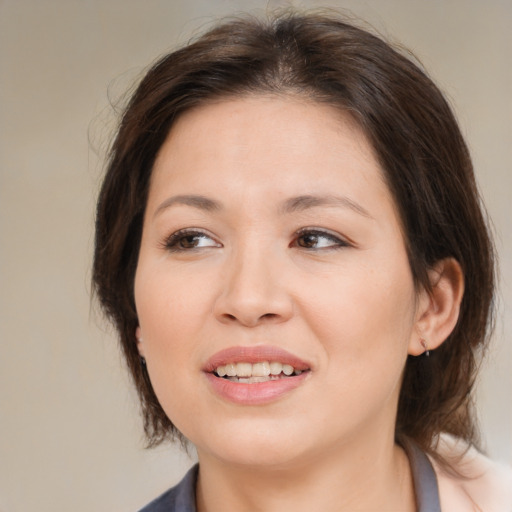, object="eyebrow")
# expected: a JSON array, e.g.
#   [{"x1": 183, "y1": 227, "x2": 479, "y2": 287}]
[
  {"x1": 281, "y1": 194, "x2": 373, "y2": 219},
  {"x1": 153, "y1": 194, "x2": 222, "y2": 218},
  {"x1": 153, "y1": 193, "x2": 373, "y2": 219}
]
